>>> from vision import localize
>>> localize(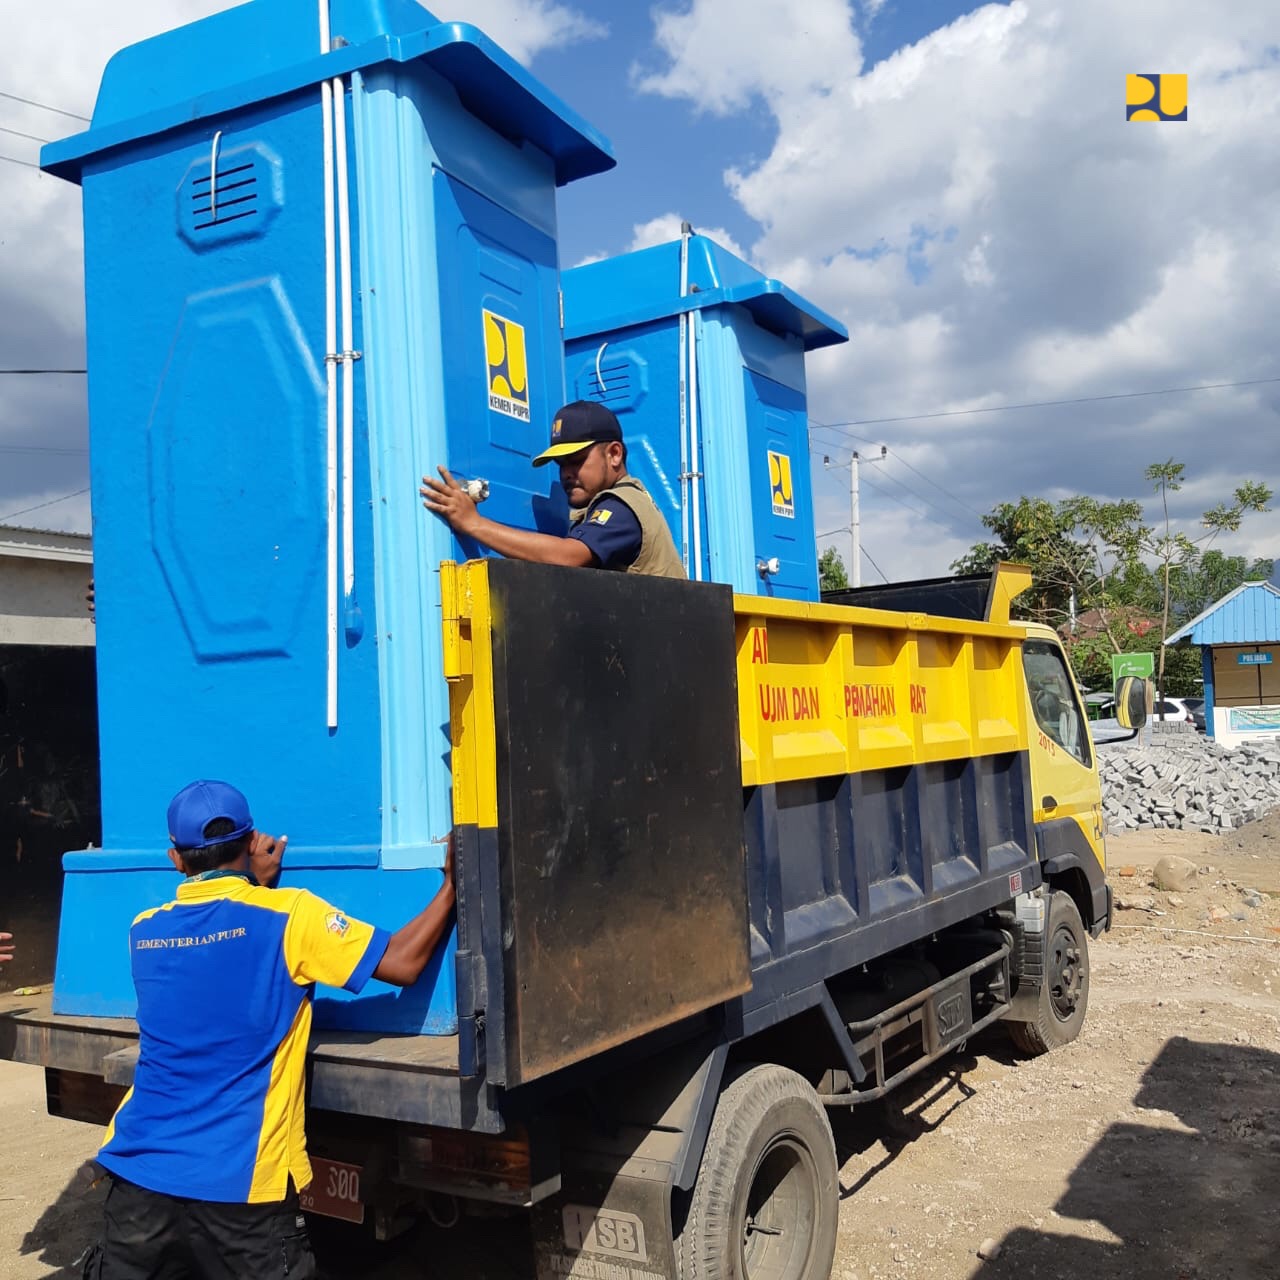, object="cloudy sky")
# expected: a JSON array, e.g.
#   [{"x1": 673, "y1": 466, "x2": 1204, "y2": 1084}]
[{"x1": 1, "y1": 0, "x2": 1277, "y2": 584}]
